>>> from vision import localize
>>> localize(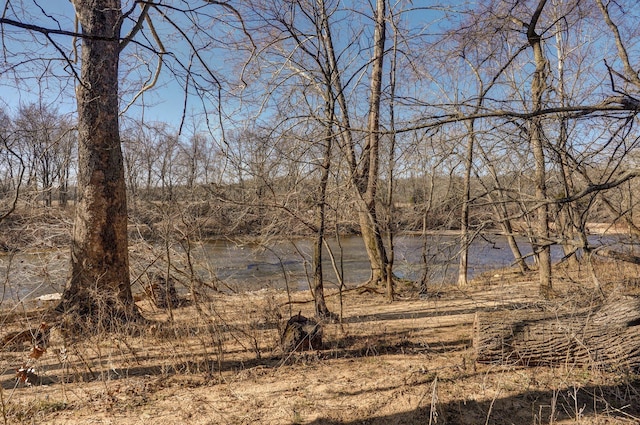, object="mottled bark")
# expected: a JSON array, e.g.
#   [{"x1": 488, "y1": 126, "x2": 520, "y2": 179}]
[{"x1": 58, "y1": 0, "x2": 139, "y2": 329}]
